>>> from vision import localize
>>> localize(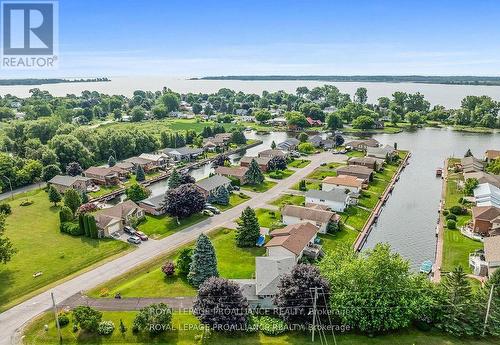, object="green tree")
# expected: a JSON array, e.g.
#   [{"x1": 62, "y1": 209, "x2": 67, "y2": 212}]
[
  {"x1": 352, "y1": 115, "x2": 375, "y2": 129},
  {"x1": 59, "y1": 206, "x2": 73, "y2": 223},
  {"x1": 48, "y1": 185, "x2": 62, "y2": 206},
  {"x1": 48, "y1": 134, "x2": 92, "y2": 168},
  {"x1": 244, "y1": 159, "x2": 264, "y2": 185},
  {"x1": 463, "y1": 178, "x2": 479, "y2": 196},
  {"x1": 133, "y1": 303, "x2": 172, "y2": 334},
  {"x1": 354, "y1": 87, "x2": 368, "y2": 104},
  {"x1": 135, "y1": 165, "x2": 145, "y2": 182},
  {"x1": 254, "y1": 109, "x2": 272, "y2": 123},
  {"x1": 126, "y1": 183, "x2": 151, "y2": 202},
  {"x1": 406, "y1": 111, "x2": 422, "y2": 126},
  {"x1": 192, "y1": 103, "x2": 202, "y2": 114},
  {"x1": 236, "y1": 207, "x2": 260, "y2": 247},
  {"x1": 152, "y1": 104, "x2": 168, "y2": 119},
  {"x1": 188, "y1": 233, "x2": 218, "y2": 287},
  {"x1": 41, "y1": 164, "x2": 61, "y2": 182},
  {"x1": 64, "y1": 188, "x2": 82, "y2": 215},
  {"x1": 159, "y1": 92, "x2": 180, "y2": 113},
  {"x1": 108, "y1": 155, "x2": 116, "y2": 167},
  {"x1": 298, "y1": 142, "x2": 314, "y2": 154},
  {"x1": 0, "y1": 214, "x2": 16, "y2": 264},
  {"x1": 298, "y1": 132, "x2": 309, "y2": 143},
  {"x1": 73, "y1": 306, "x2": 102, "y2": 332},
  {"x1": 208, "y1": 185, "x2": 229, "y2": 205},
  {"x1": 176, "y1": 248, "x2": 193, "y2": 277},
  {"x1": 481, "y1": 268, "x2": 500, "y2": 336},
  {"x1": 271, "y1": 141, "x2": 276, "y2": 149},
  {"x1": 130, "y1": 106, "x2": 146, "y2": 122},
  {"x1": 168, "y1": 168, "x2": 181, "y2": 189},
  {"x1": 231, "y1": 130, "x2": 246, "y2": 145},
  {"x1": 285, "y1": 111, "x2": 308, "y2": 128},
  {"x1": 326, "y1": 113, "x2": 343, "y2": 130}
]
